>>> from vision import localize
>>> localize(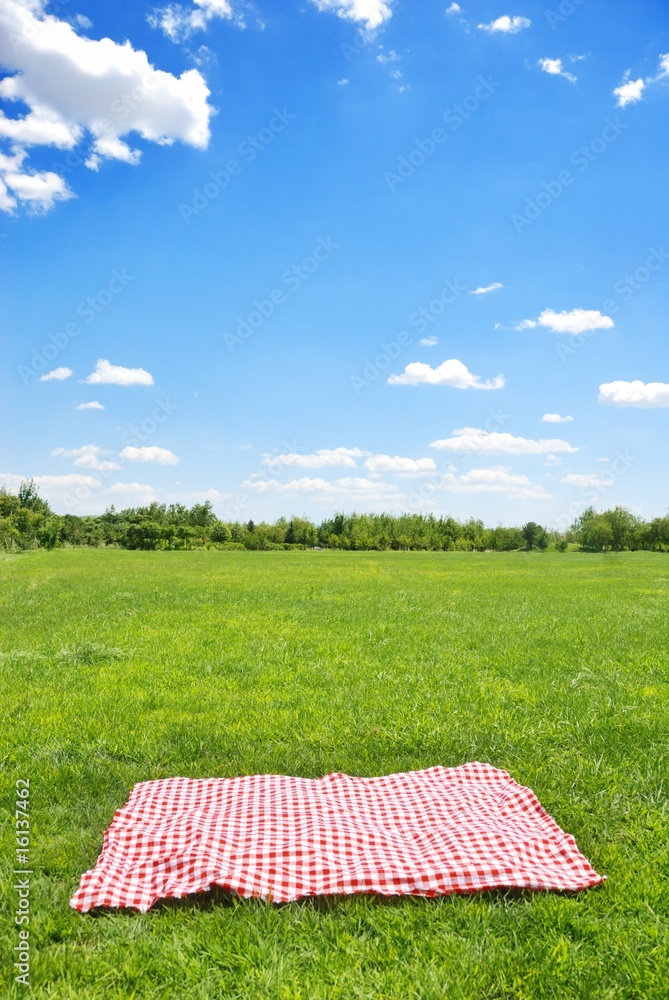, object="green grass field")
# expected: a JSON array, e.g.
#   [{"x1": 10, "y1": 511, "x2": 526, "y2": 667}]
[{"x1": 1, "y1": 550, "x2": 668, "y2": 998}]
